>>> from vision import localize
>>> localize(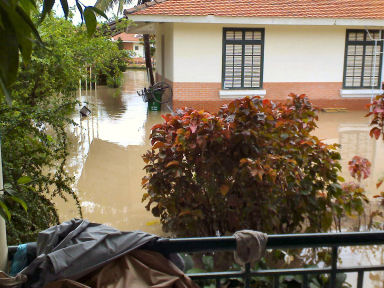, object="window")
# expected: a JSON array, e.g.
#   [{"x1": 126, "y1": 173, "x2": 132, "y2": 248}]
[
  {"x1": 222, "y1": 28, "x2": 264, "y2": 89},
  {"x1": 135, "y1": 46, "x2": 139, "y2": 51},
  {"x1": 343, "y1": 30, "x2": 383, "y2": 89}
]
